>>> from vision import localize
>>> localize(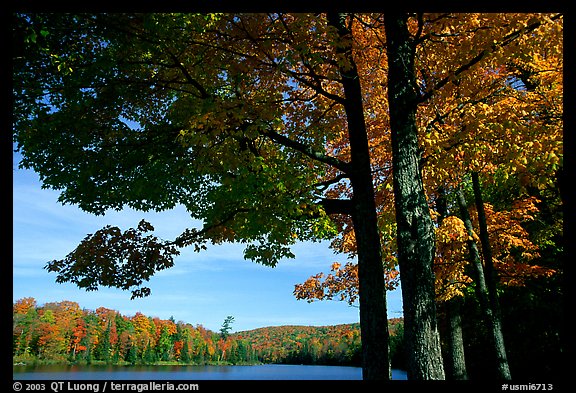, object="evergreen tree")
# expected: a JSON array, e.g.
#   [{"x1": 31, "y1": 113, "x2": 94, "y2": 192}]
[
  {"x1": 220, "y1": 316, "x2": 235, "y2": 340},
  {"x1": 157, "y1": 326, "x2": 172, "y2": 362},
  {"x1": 144, "y1": 344, "x2": 157, "y2": 364},
  {"x1": 180, "y1": 338, "x2": 191, "y2": 364},
  {"x1": 98, "y1": 321, "x2": 112, "y2": 364},
  {"x1": 126, "y1": 343, "x2": 138, "y2": 365}
]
